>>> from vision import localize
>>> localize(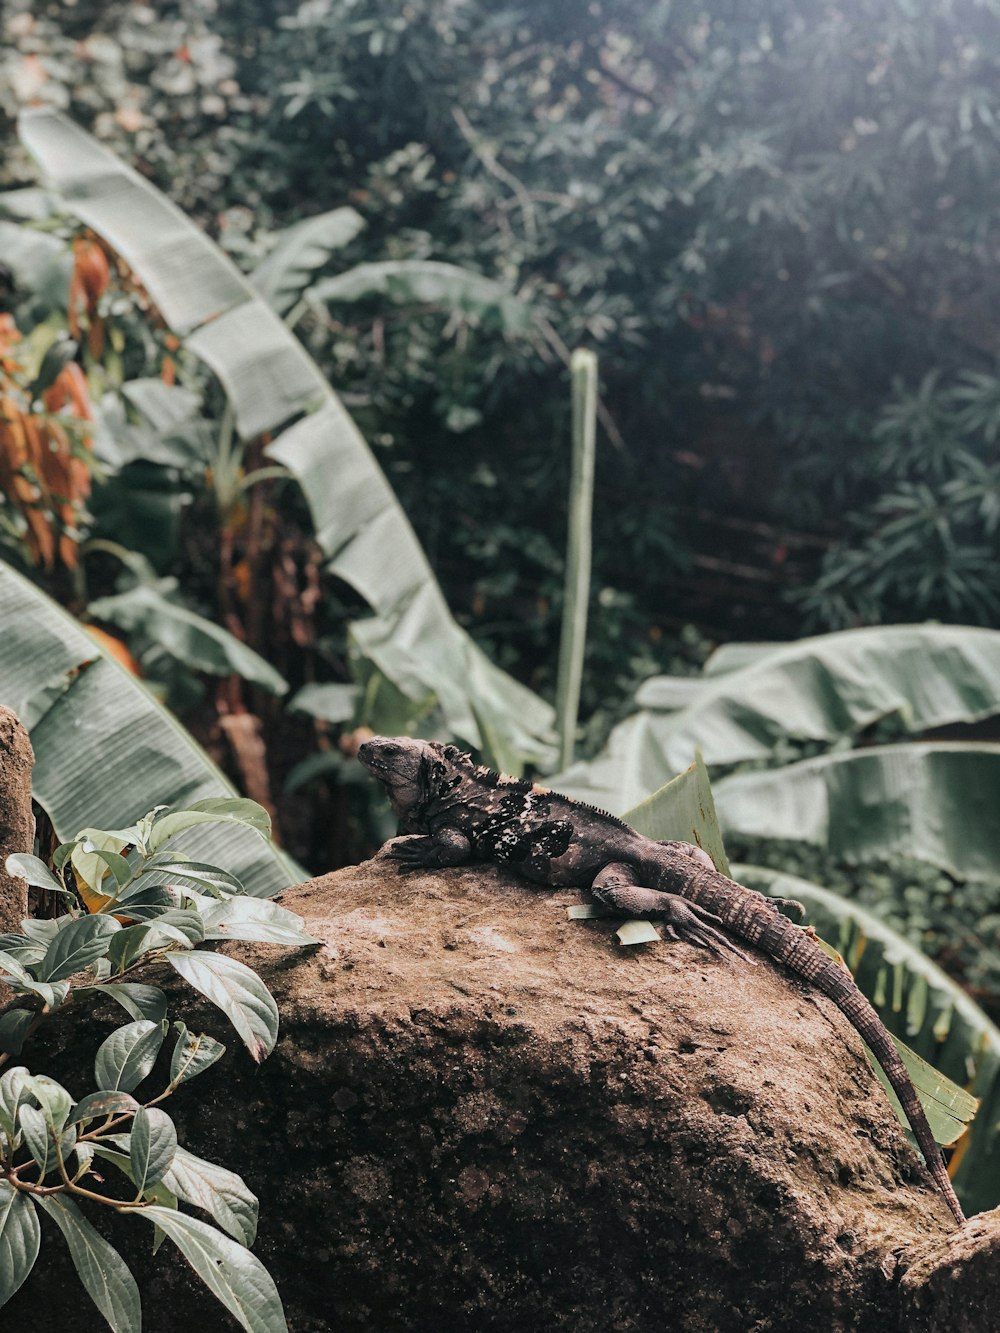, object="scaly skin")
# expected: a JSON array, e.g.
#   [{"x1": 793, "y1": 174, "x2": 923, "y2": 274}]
[{"x1": 357, "y1": 735, "x2": 965, "y2": 1225}]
